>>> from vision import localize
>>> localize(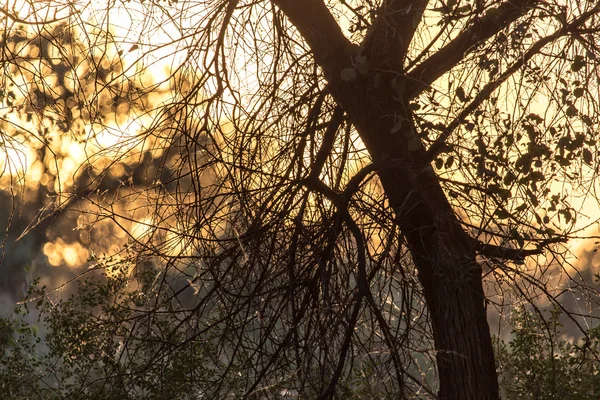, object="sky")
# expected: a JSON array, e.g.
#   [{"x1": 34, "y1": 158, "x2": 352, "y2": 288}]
[{"x1": 1, "y1": 0, "x2": 600, "y2": 286}]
